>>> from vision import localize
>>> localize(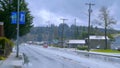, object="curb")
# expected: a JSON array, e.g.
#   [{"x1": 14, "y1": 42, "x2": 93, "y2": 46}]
[
  {"x1": 49, "y1": 47, "x2": 120, "y2": 64},
  {"x1": 0, "y1": 61, "x2": 4, "y2": 66}
]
